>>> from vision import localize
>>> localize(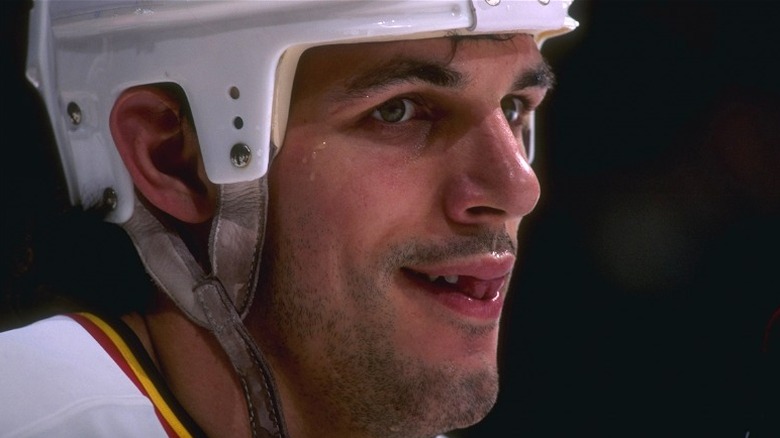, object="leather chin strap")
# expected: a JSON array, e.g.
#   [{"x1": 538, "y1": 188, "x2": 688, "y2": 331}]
[{"x1": 121, "y1": 177, "x2": 288, "y2": 438}]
